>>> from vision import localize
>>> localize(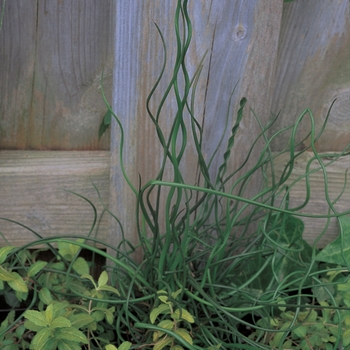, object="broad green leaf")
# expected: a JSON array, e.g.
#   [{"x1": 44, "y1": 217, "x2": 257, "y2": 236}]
[
  {"x1": 98, "y1": 271, "x2": 108, "y2": 287},
  {"x1": 268, "y1": 212, "x2": 304, "y2": 246},
  {"x1": 57, "y1": 240, "x2": 84, "y2": 262},
  {"x1": 15, "y1": 324, "x2": 26, "y2": 339},
  {"x1": 171, "y1": 289, "x2": 182, "y2": 300},
  {"x1": 56, "y1": 339, "x2": 81, "y2": 350},
  {"x1": 105, "y1": 306, "x2": 115, "y2": 325},
  {"x1": 277, "y1": 297, "x2": 286, "y2": 312},
  {"x1": 80, "y1": 274, "x2": 97, "y2": 289},
  {"x1": 158, "y1": 320, "x2": 174, "y2": 330},
  {"x1": 150, "y1": 304, "x2": 171, "y2": 324},
  {"x1": 154, "y1": 336, "x2": 173, "y2": 350},
  {"x1": 98, "y1": 284, "x2": 120, "y2": 296},
  {"x1": 157, "y1": 290, "x2": 171, "y2": 305},
  {"x1": 292, "y1": 325, "x2": 307, "y2": 338},
  {"x1": 45, "y1": 304, "x2": 54, "y2": 323},
  {"x1": 54, "y1": 327, "x2": 88, "y2": 344},
  {"x1": 153, "y1": 320, "x2": 173, "y2": 341},
  {"x1": 24, "y1": 320, "x2": 44, "y2": 332},
  {"x1": 342, "y1": 312, "x2": 350, "y2": 326},
  {"x1": 39, "y1": 287, "x2": 53, "y2": 305},
  {"x1": 316, "y1": 216, "x2": 350, "y2": 265},
  {"x1": 15, "y1": 290, "x2": 28, "y2": 303},
  {"x1": 118, "y1": 341, "x2": 132, "y2": 350},
  {"x1": 27, "y1": 261, "x2": 47, "y2": 278},
  {"x1": 172, "y1": 309, "x2": 195, "y2": 323},
  {"x1": 50, "y1": 317, "x2": 71, "y2": 329},
  {"x1": 0, "y1": 266, "x2": 17, "y2": 281},
  {"x1": 158, "y1": 295, "x2": 171, "y2": 304},
  {"x1": 8, "y1": 274, "x2": 28, "y2": 293},
  {"x1": 0, "y1": 246, "x2": 14, "y2": 265},
  {"x1": 269, "y1": 321, "x2": 291, "y2": 347},
  {"x1": 72, "y1": 257, "x2": 89, "y2": 276},
  {"x1": 105, "y1": 345, "x2": 118, "y2": 350},
  {"x1": 268, "y1": 214, "x2": 314, "y2": 283},
  {"x1": 297, "y1": 309, "x2": 317, "y2": 322},
  {"x1": 92, "y1": 310, "x2": 105, "y2": 322},
  {"x1": 170, "y1": 346, "x2": 184, "y2": 350},
  {"x1": 175, "y1": 328, "x2": 193, "y2": 345},
  {"x1": 51, "y1": 300, "x2": 69, "y2": 318},
  {"x1": 24, "y1": 310, "x2": 48, "y2": 328},
  {"x1": 30, "y1": 328, "x2": 51, "y2": 350},
  {"x1": 69, "y1": 313, "x2": 95, "y2": 329}
]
